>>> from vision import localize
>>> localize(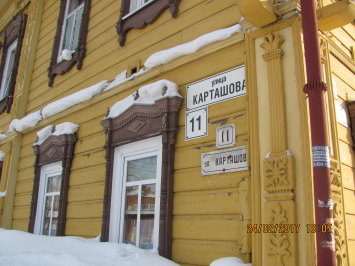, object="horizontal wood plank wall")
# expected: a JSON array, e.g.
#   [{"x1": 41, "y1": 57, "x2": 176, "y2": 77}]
[
  {"x1": 13, "y1": 0, "x2": 246, "y2": 264},
  {"x1": 330, "y1": 52, "x2": 355, "y2": 266}
]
